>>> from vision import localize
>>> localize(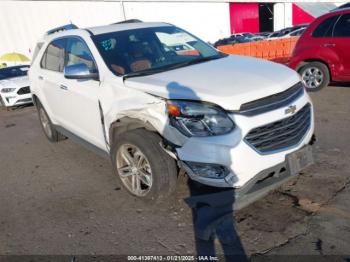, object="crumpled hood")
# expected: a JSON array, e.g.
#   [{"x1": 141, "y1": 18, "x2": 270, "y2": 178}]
[
  {"x1": 124, "y1": 55, "x2": 300, "y2": 111},
  {"x1": 0, "y1": 76, "x2": 29, "y2": 90}
]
